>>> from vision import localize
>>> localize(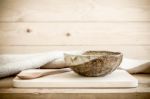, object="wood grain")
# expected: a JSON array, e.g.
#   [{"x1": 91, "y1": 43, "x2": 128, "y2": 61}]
[
  {"x1": 0, "y1": 84, "x2": 150, "y2": 99},
  {"x1": 0, "y1": 0, "x2": 150, "y2": 60},
  {"x1": 0, "y1": 0, "x2": 150, "y2": 22},
  {"x1": 0, "y1": 22, "x2": 150, "y2": 45},
  {"x1": 0, "y1": 45, "x2": 150, "y2": 59},
  {"x1": 0, "y1": 93, "x2": 138, "y2": 99}
]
